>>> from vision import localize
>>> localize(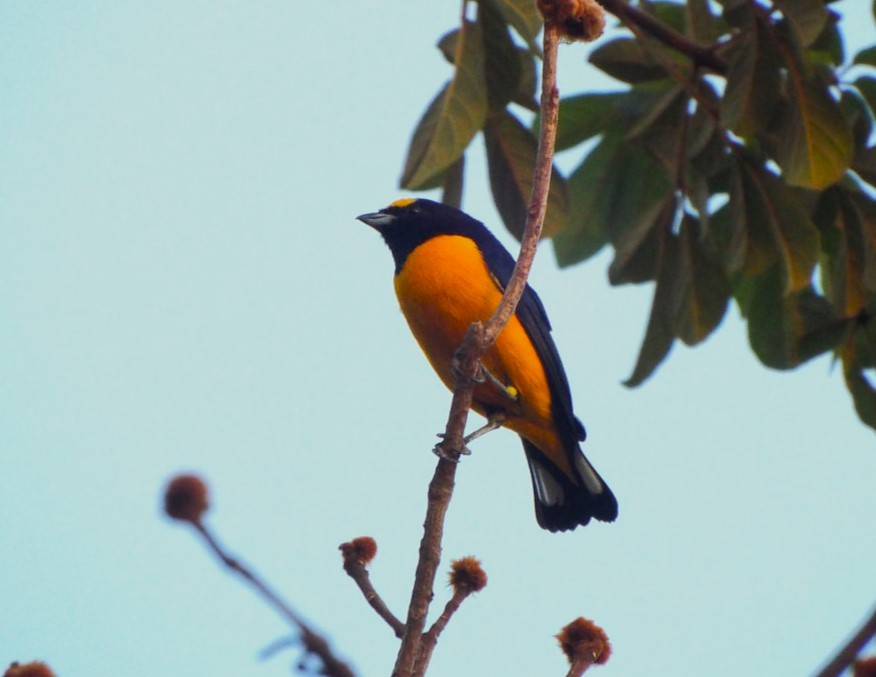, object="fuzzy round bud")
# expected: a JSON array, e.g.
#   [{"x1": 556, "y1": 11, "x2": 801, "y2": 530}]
[
  {"x1": 449, "y1": 556, "x2": 488, "y2": 594},
  {"x1": 164, "y1": 474, "x2": 209, "y2": 523},
  {"x1": 4, "y1": 662, "x2": 56, "y2": 677},
  {"x1": 557, "y1": 617, "x2": 611, "y2": 666},
  {"x1": 538, "y1": 0, "x2": 605, "y2": 42},
  {"x1": 339, "y1": 537, "x2": 378, "y2": 565}
]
